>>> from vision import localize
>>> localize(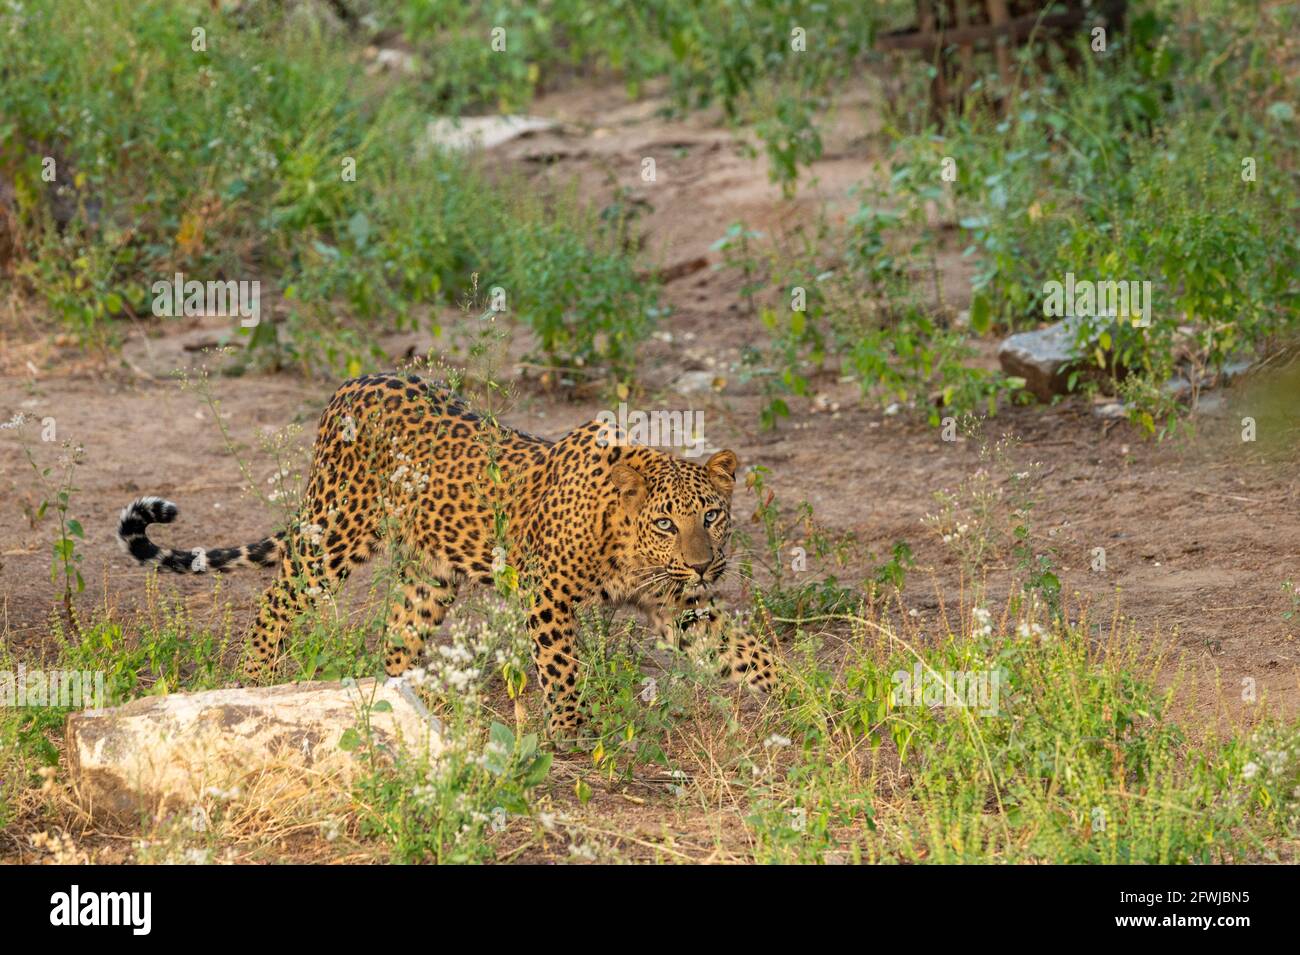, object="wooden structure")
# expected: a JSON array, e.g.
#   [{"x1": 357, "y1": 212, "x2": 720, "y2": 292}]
[{"x1": 877, "y1": 1, "x2": 1128, "y2": 117}]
